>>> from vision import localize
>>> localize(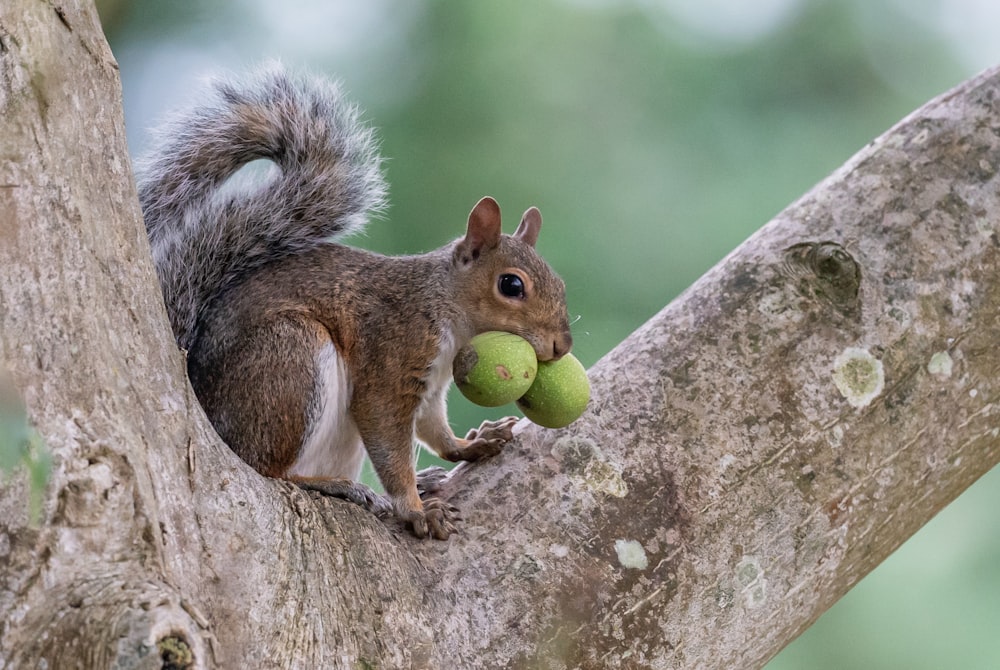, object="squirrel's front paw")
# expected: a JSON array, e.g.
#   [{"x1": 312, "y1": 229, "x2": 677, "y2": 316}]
[
  {"x1": 461, "y1": 416, "x2": 518, "y2": 459},
  {"x1": 403, "y1": 497, "x2": 461, "y2": 540}
]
